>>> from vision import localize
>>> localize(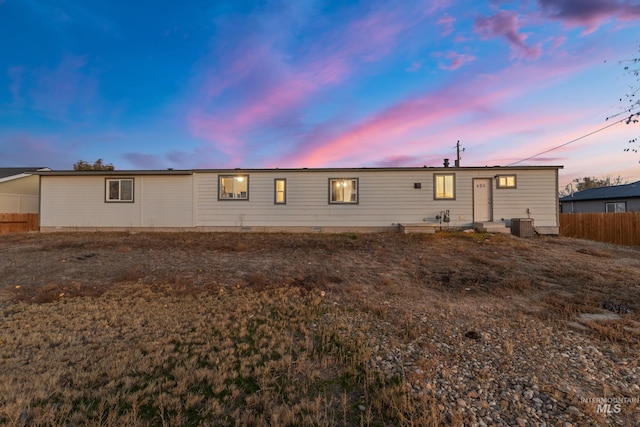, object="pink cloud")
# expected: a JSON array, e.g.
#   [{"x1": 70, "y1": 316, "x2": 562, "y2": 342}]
[
  {"x1": 406, "y1": 60, "x2": 423, "y2": 72},
  {"x1": 279, "y1": 85, "x2": 502, "y2": 167},
  {"x1": 189, "y1": 74, "x2": 317, "y2": 151},
  {"x1": 439, "y1": 51, "x2": 477, "y2": 70},
  {"x1": 278, "y1": 54, "x2": 604, "y2": 169},
  {"x1": 196, "y1": 39, "x2": 276, "y2": 101},
  {"x1": 187, "y1": 2, "x2": 436, "y2": 158},
  {"x1": 538, "y1": 0, "x2": 640, "y2": 33},
  {"x1": 436, "y1": 13, "x2": 456, "y2": 36},
  {"x1": 548, "y1": 35, "x2": 567, "y2": 49},
  {"x1": 474, "y1": 11, "x2": 542, "y2": 60},
  {"x1": 372, "y1": 154, "x2": 444, "y2": 167}
]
